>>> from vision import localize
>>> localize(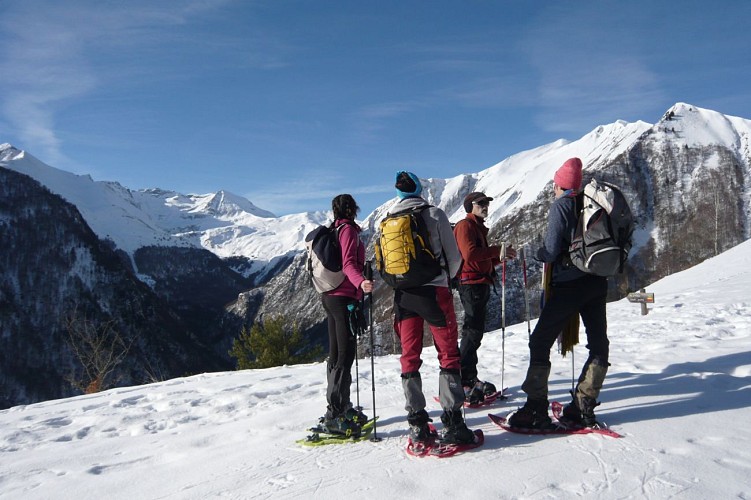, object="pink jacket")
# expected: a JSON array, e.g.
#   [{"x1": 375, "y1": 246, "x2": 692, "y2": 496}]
[{"x1": 326, "y1": 219, "x2": 365, "y2": 300}]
